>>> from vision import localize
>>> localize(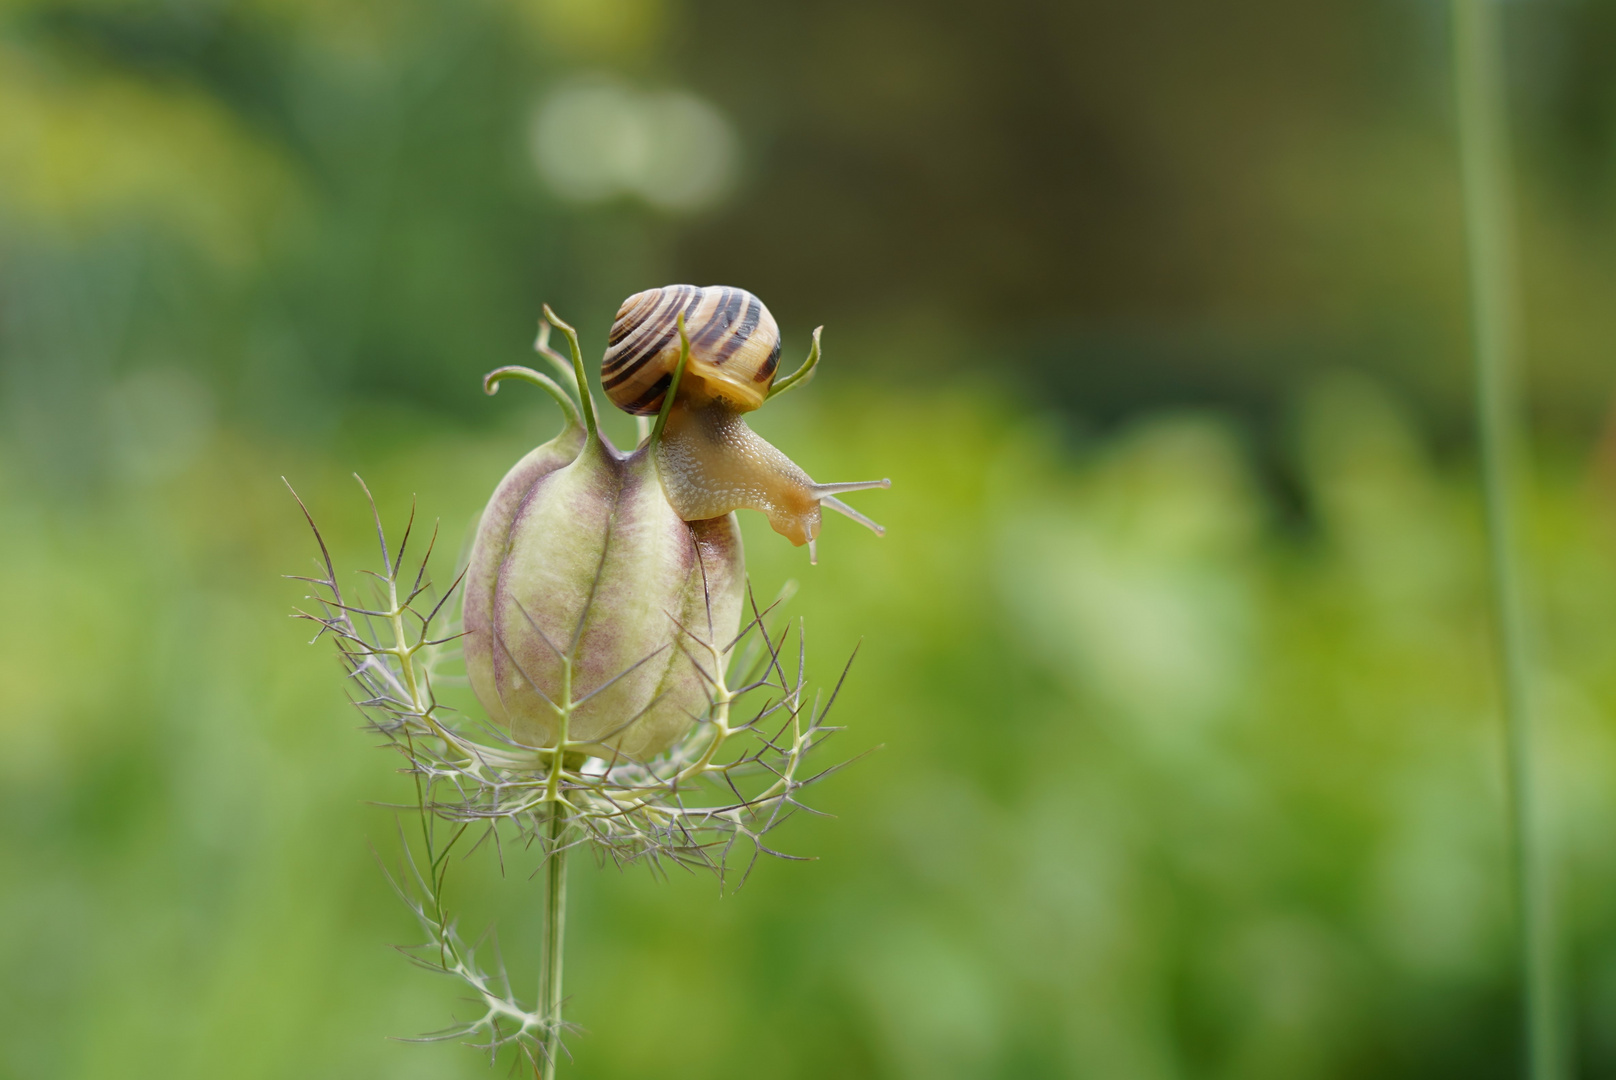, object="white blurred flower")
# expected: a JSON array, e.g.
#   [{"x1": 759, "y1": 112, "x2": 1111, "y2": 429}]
[{"x1": 530, "y1": 75, "x2": 739, "y2": 212}]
